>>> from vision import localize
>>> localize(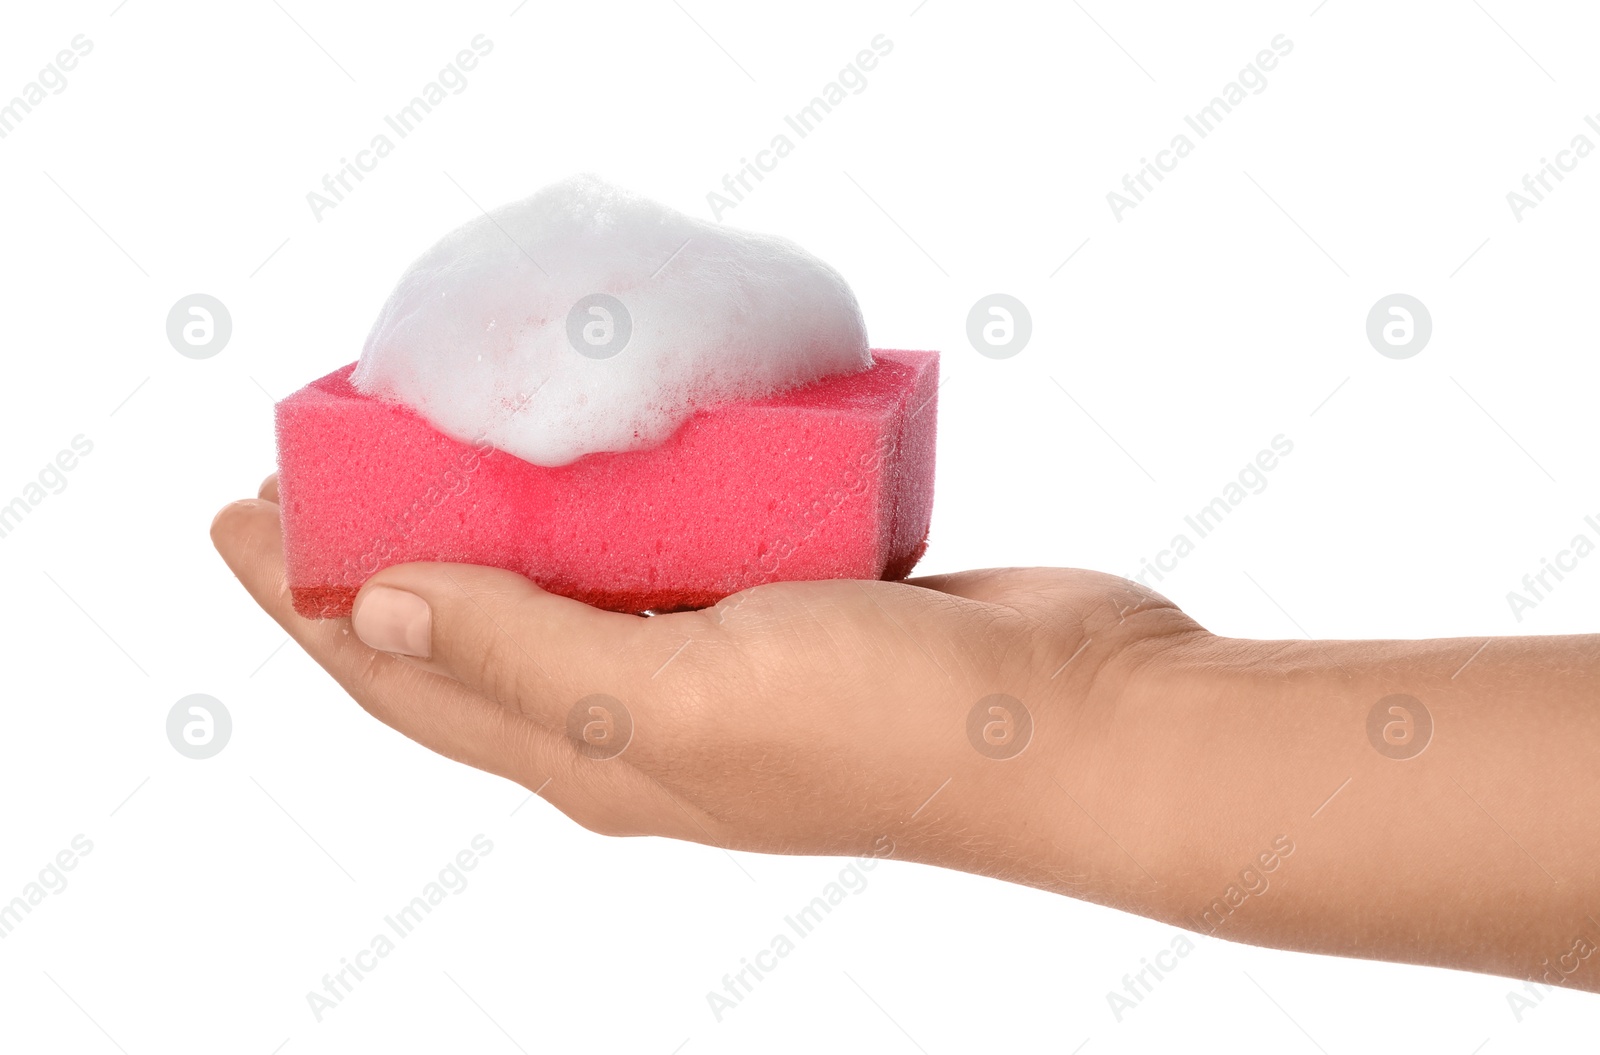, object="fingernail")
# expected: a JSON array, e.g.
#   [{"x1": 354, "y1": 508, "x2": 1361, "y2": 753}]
[{"x1": 353, "y1": 586, "x2": 432, "y2": 658}]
